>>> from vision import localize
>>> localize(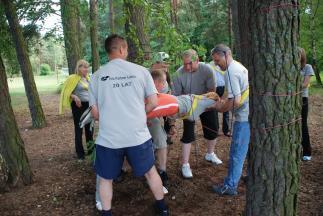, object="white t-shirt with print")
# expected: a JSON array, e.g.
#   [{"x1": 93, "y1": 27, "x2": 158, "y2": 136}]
[{"x1": 89, "y1": 58, "x2": 157, "y2": 149}]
